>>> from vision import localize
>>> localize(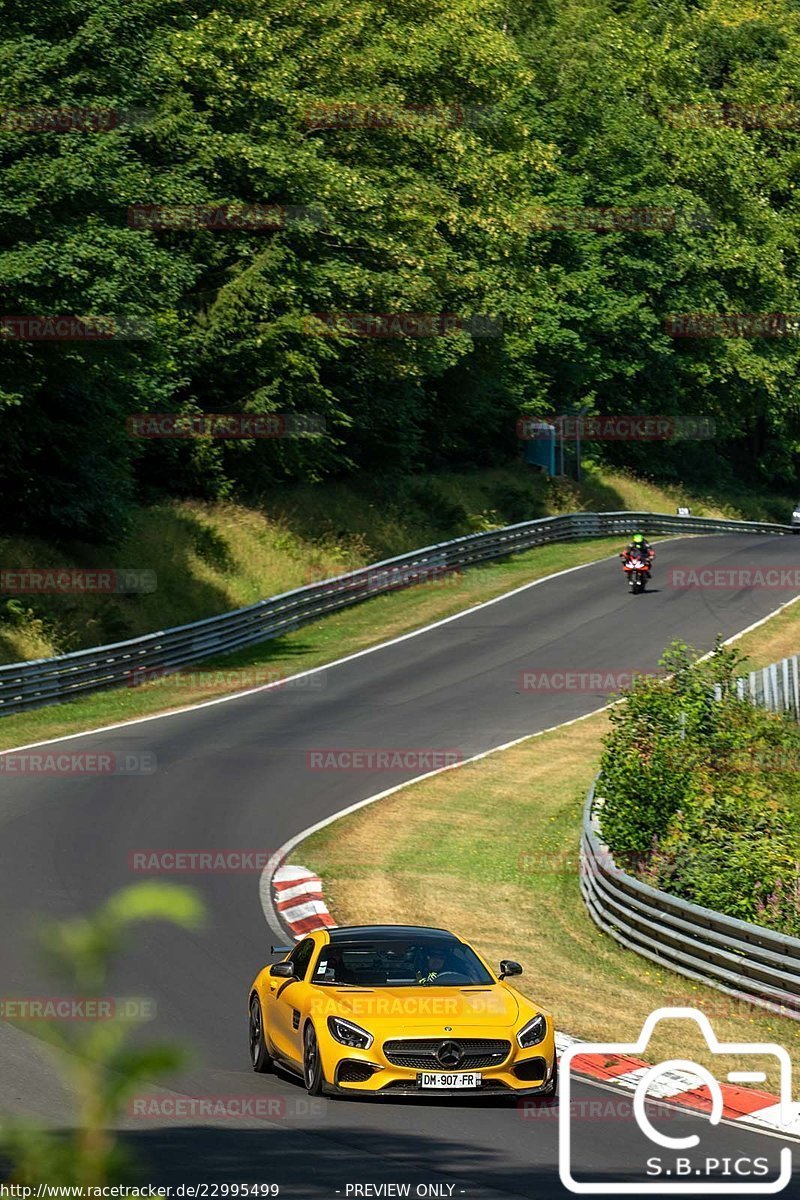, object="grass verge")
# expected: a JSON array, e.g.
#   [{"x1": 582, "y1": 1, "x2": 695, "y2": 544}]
[
  {"x1": 294, "y1": 626, "x2": 800, "y2": 1084},
  {"x1": 0, "y1": 536, "x2": 625, "y2": 750},
  {"x1": 730, "y1": 594, "x2": 800, "y2": 670},
  {"x1": 0, "y1": 464, "x2": 587, "y2": 663},
  {"x1": 2, "y1": 461, "x2": 793, "y2": 665}
]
